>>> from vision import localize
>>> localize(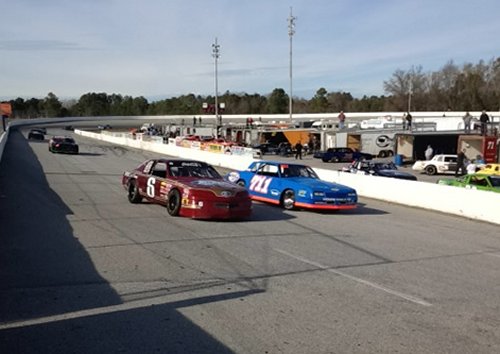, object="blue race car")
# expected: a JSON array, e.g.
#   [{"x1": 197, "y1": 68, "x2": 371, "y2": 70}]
[{"x1": 226, "y1": 161, "x2": 358, "y2": 210}]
